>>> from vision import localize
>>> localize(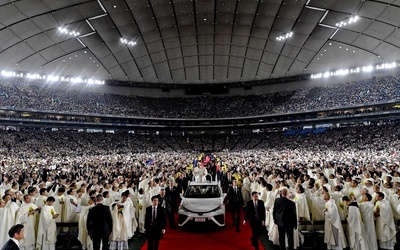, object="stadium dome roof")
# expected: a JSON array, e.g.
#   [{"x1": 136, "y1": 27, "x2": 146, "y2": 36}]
[{"x1": 1, "y1": 0, "x2": 400, "y2": 85}]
